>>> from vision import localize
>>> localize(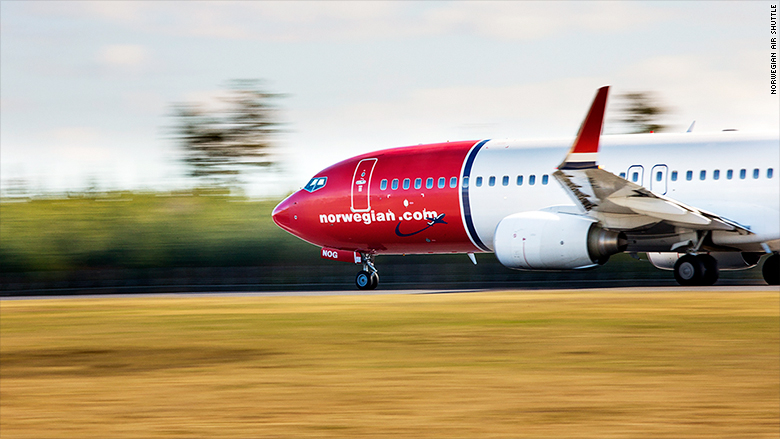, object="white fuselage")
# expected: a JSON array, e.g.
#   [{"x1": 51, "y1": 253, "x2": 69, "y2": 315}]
[{"x1": 466, "y1": 132, "x2": 780, "y2": 253}]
